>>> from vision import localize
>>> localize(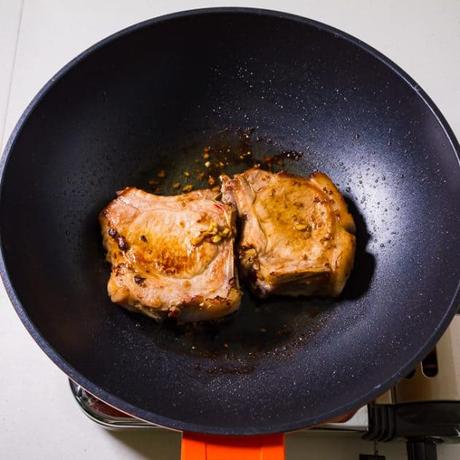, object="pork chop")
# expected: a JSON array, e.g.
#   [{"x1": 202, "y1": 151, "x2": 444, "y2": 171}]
[
  {"x1": 221, "y1": 168, "x2": 356, "y2": 297},
  {"x1": 100, "y1": 187, "x2": 241, "y2": 322}
]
